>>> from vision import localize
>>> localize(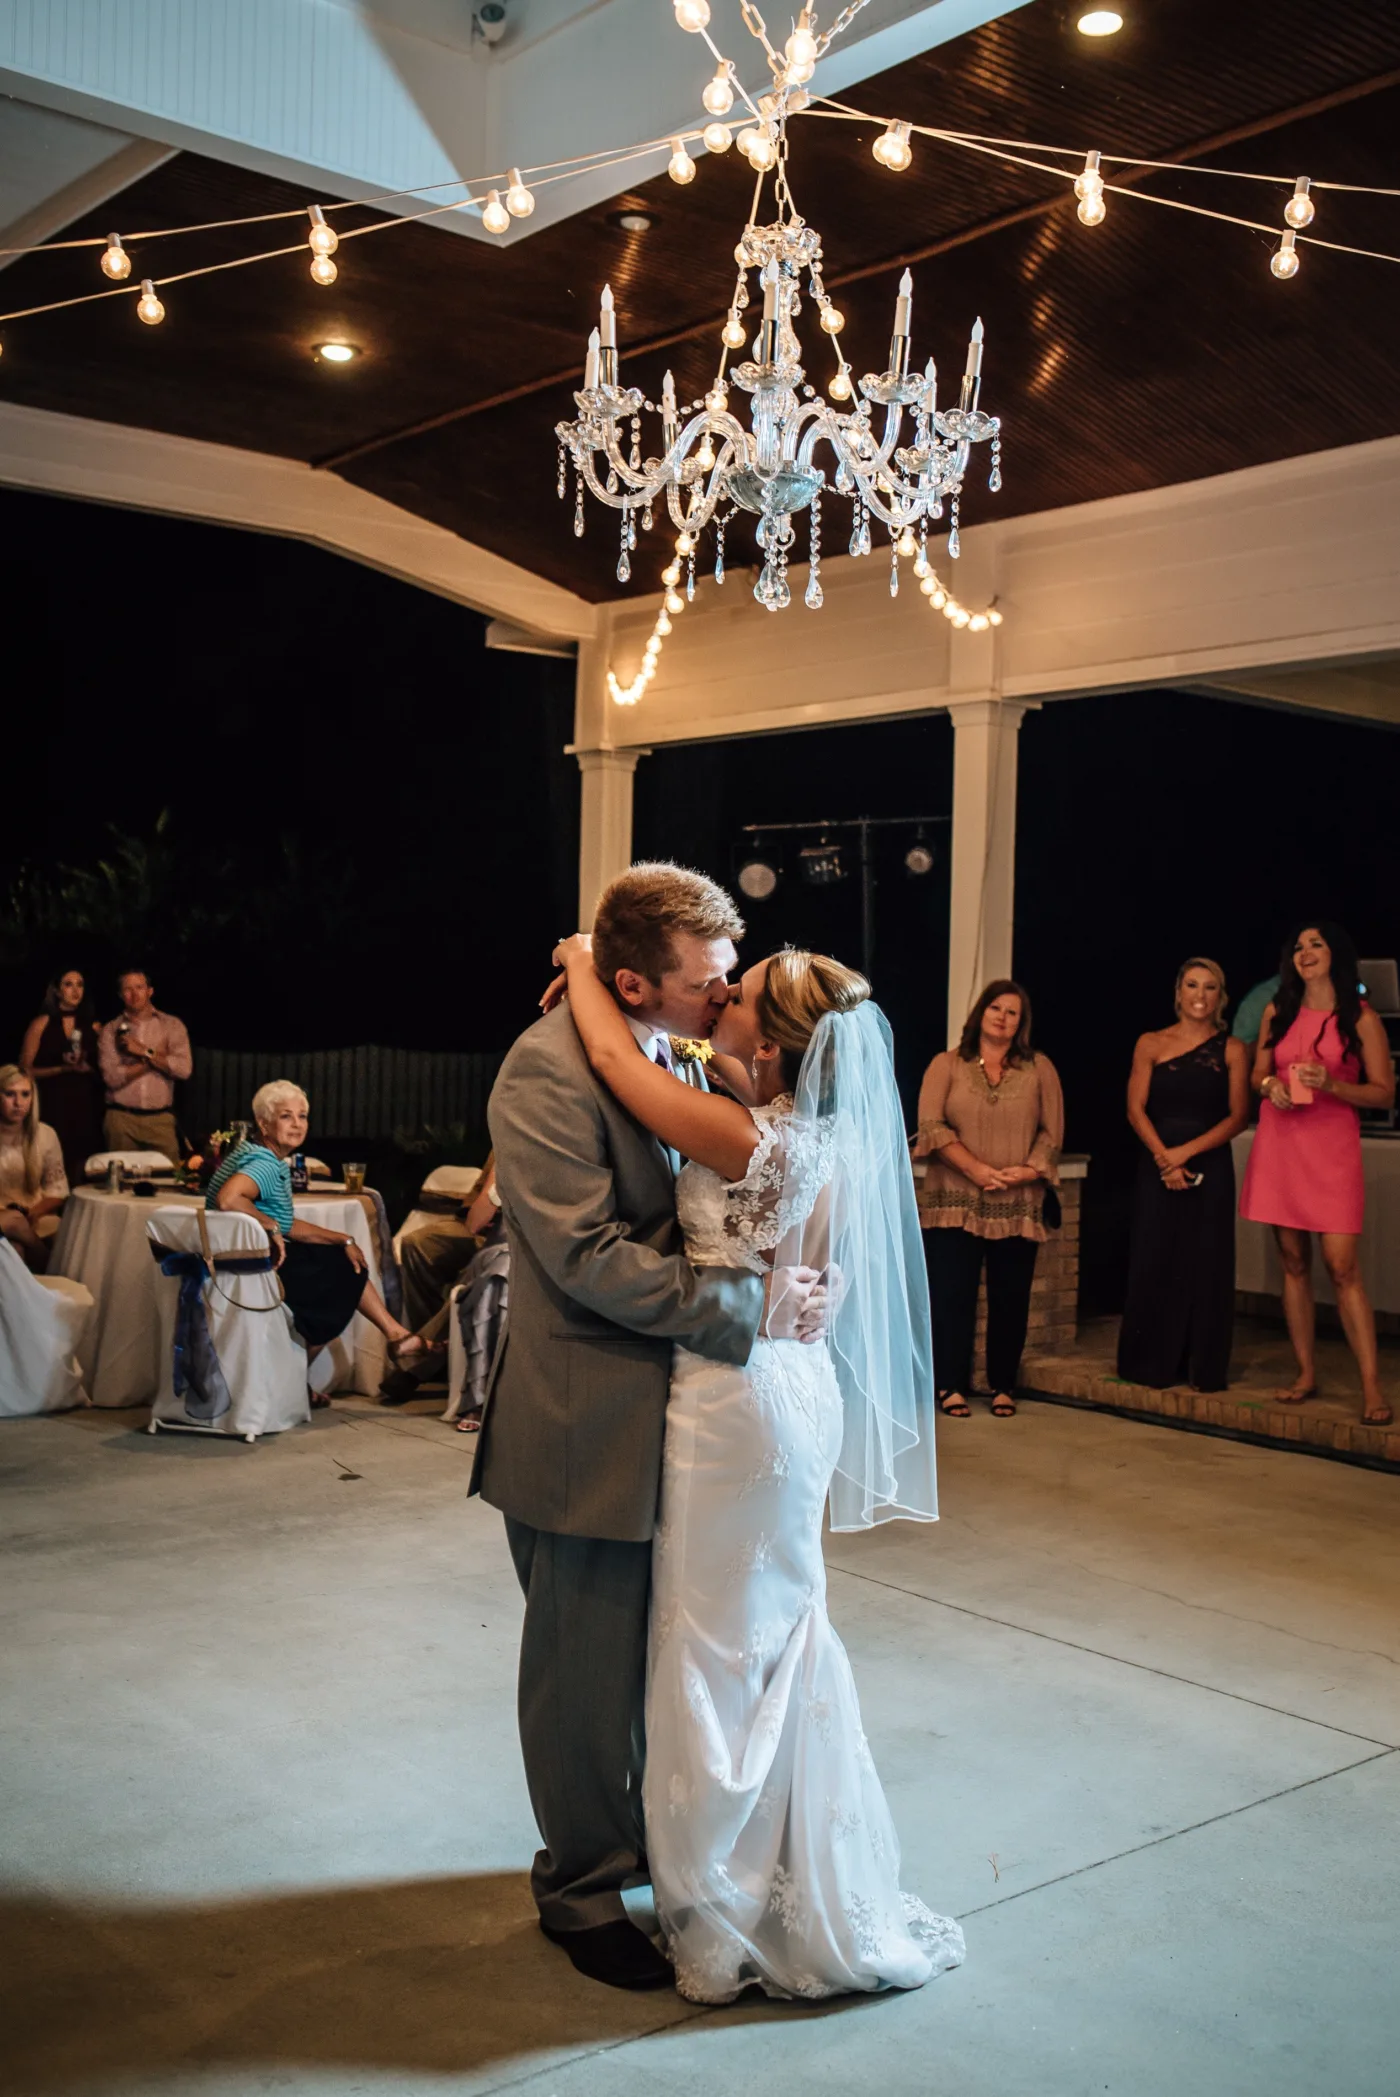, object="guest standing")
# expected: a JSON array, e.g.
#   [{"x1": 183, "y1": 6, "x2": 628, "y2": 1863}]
[
  {"x1": 19, "y1": 969, "x2": 104, "y2": 1184},
  {"x1": 207, "y1": 1080, "x2": 430, "y2": 1402},
  {"x1": 1118, "y1": 958, "x2": 1250, "y2": 1391},
  {"x1": 0, "y1": 1065, "x2": 69, "y2": 1272},
  {"x1": 913, "y1": 981, "x2": 1063, "y2": 1418},
  {"x1": 97, "y1": 969, "x2": 192, "y2": 1165},
  {"x1": 1240, "y1": 921, "x2": 1395, "y2": 1423}
]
